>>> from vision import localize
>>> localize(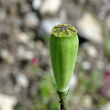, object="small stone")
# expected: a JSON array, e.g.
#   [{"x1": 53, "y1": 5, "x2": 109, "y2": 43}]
[
  {"x1": 17, "y1": 46, "x2": 34, "y2": 60},
  {"x1": 16, "y1": 73, "x2": 29, "y2": 88},
  {"x1": 82, "y1": 61, "x2": 92, "y2": 70},
  {"x1": 35, "y1": 40, "x2": 43, "y2": 51},
  {"x1": 101, "y1": 102, "x2": 110, "y2": 110},
  {"x1": 23, "y1": 51, "x2": 34, "y2": 60},
  {"x1": 40, "y1": 47, "x2": 49, "y2": 57},
  {"x1": 39, "y1": 47, "x2": 50, "y2": 66},
  {"x1": 38, "y1": 19, "x2": 61, "y2": 37},
  {"x1": 87, "y1": 46, "x2": 98, "y2": 58},
  {"x1": 0, "y1": 93, "x2": 17, "y2": 110},
  {"x1": 82, "y1": 95, "x2": 92, "y2": 108},
  {"x1": 40, "y1": 0, "x2": 62, "y2": 15},
  {"x1": 77, "y1": 13, "x2": 103, "y2": 44},
  {"x1": 24, "y1": 12, "x2": 39, "y2": 29},
  {"x1": 69, "y1": 74, "x2": 77, "y2": 90},
  {"x1": 20, "y1": 4, "x2": 31, "y2": 14},
  {"x1": 7, "y1": 55, "x2": 15, "y2": 65},
  {"x1": 17, "y1": 45, "x2": 25, "y2": 56},
  {"x1": 0, "y1": 8, "x2": 6, "y2": 21},
  {"x1": 82, "y1": 43, "x2": 98, "y2": 58},
  {"x1": 0, "y1": 49, "x2": 10, "y2": 60},
  {"x1": 97, "y1": 61, "x2": 104, "y2": 69},
  {"x1": 17, "y1": 32, "x2": 29, "y2": 44},
  {"x1": 32, "y1": 0, "x2": 42, "y2": 10},
  {"x1": 28, "y1": 41, "x2": 35, "y2": 49},
  {"x1": 14, "y1": 18, "x2": 22, "y2": 27},
  {"x1": 0, "y1": 49, "x2": 14, "y2": 64},
  {"x1": 27, "y1": 31, "x2": 36, "y2": 40}
]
